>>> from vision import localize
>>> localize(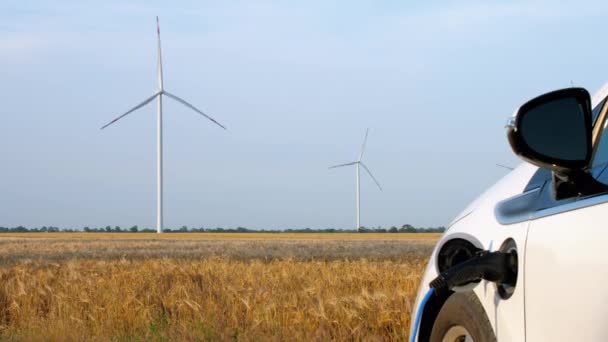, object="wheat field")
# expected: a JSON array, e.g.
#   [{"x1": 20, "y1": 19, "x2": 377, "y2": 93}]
[{"x1": 0, "y1": 233, "x2": 437, "y2": 341}]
